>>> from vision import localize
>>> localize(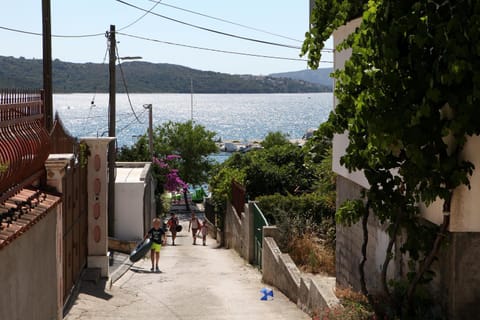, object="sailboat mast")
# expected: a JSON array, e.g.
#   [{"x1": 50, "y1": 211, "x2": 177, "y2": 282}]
[{"x1": 190, "y1": 78, "x2": 193, "y2": 122}]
